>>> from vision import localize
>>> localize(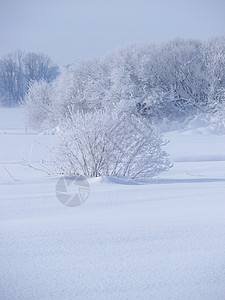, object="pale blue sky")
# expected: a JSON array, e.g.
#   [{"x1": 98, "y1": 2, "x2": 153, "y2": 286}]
[{"x1": 0, "y1": 0, "x2": 225, "y2": 66}]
